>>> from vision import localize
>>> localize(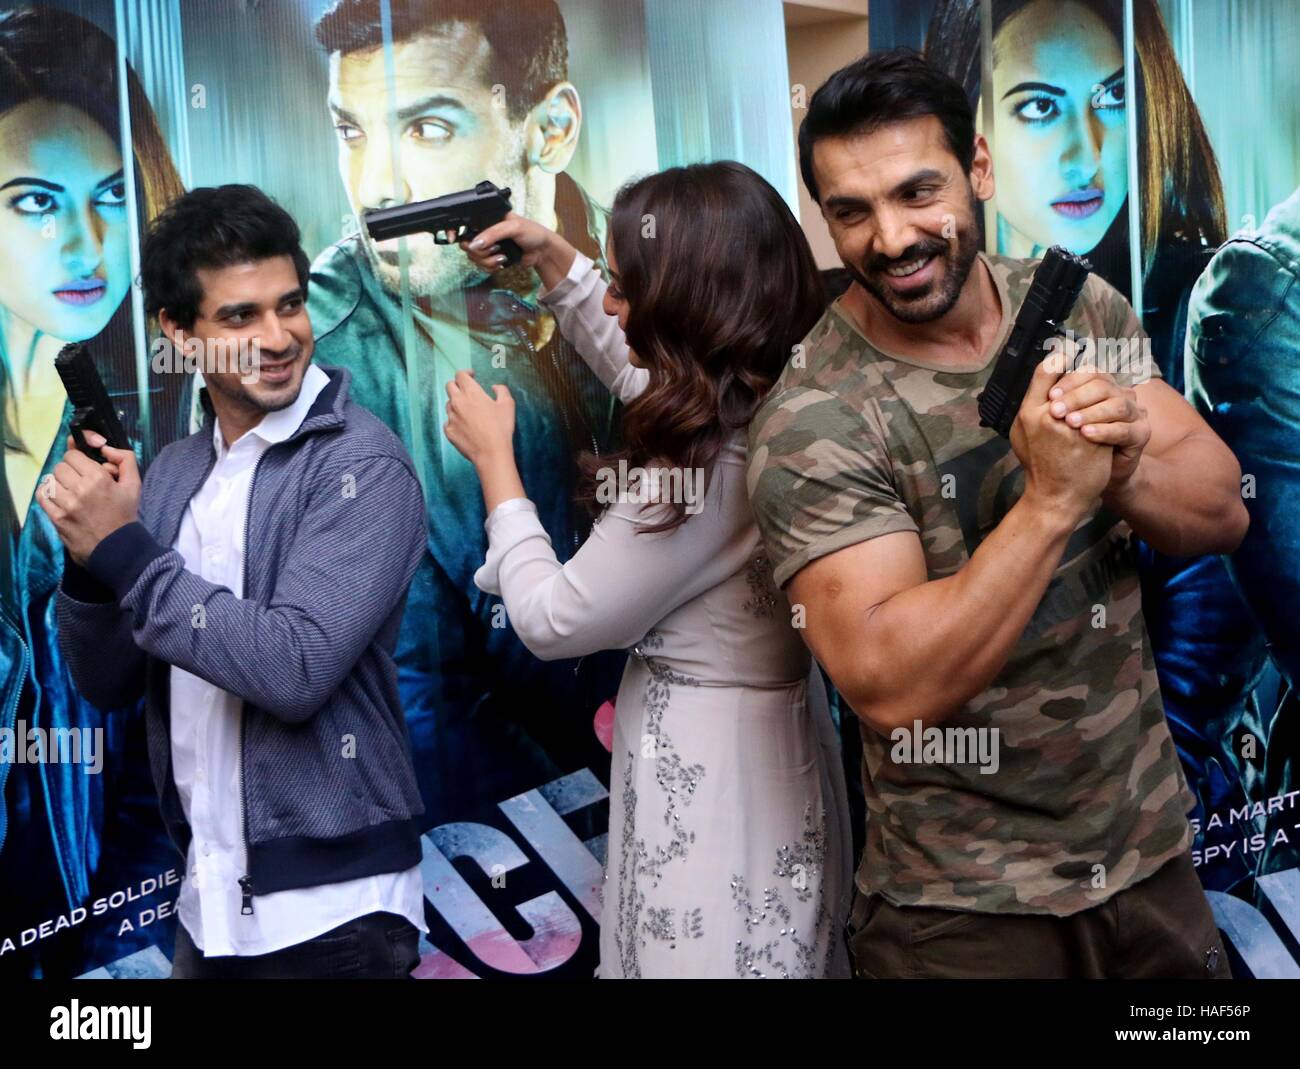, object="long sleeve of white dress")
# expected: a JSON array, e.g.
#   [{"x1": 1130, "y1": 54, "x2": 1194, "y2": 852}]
[{"x1": 472, "y1": 252, "x2": 757, "y2": 661}]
